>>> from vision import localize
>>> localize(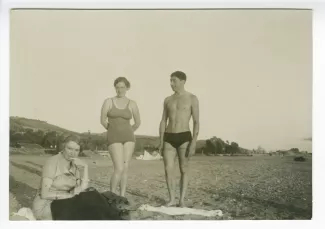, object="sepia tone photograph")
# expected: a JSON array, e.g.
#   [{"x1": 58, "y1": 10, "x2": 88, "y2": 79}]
[{"x1": 9, "y1": 8, "x2": 312, "y2": 220}]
